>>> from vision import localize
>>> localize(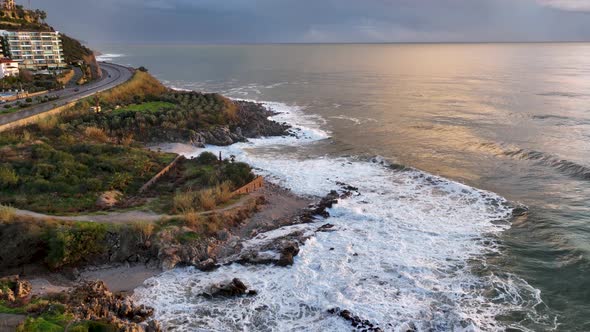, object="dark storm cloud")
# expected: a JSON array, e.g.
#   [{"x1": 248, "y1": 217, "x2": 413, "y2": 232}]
[{"x1": 24, "y1": 0, "x2": 590, "y2": 45}]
